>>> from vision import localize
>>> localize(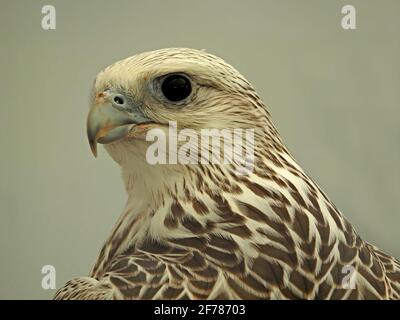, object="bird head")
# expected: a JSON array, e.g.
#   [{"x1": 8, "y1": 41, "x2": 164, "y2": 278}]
[{"x1": 87, "y1": 48, "x2": 283, "y2": 193}]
